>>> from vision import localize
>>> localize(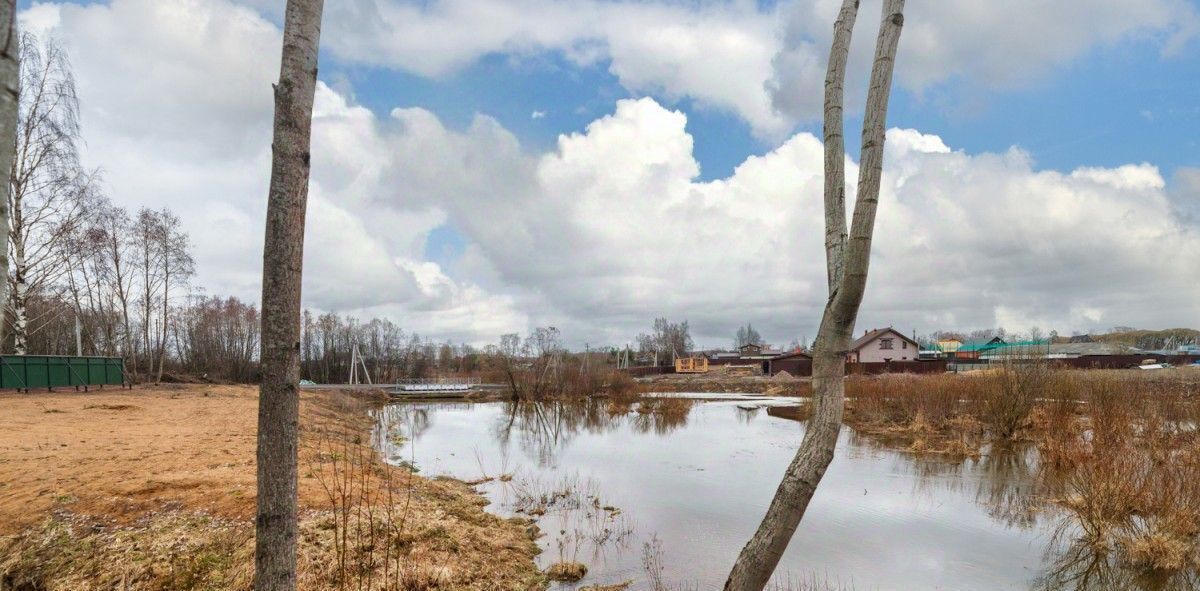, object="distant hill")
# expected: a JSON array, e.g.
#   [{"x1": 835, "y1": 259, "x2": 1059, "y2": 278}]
[{"x1": 1090, "y1": 328, "x2": 1200, "y2": 350}]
